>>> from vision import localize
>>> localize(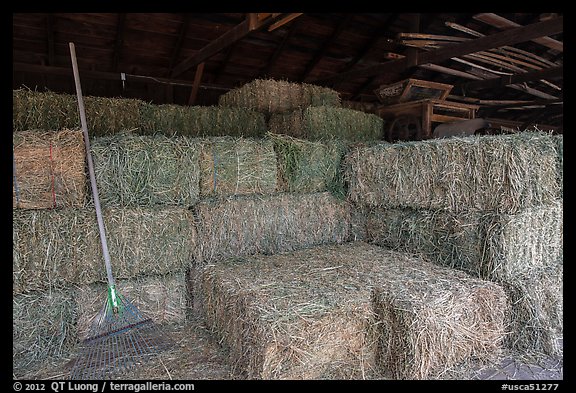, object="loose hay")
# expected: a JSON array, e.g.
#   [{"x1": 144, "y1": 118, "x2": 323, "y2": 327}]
[
  {"x1": 13, "y1": 207, "x2": 196, "y2": 294},
  {"x1": 503, "y1": 265, "x2": 563, "y2": 357},
  {"x1": 365, "y1": 201, "x2": 563, "y2": 280},
  {"x1": 75, "y1": 274, "x2": 189, "y2": 340},
  {"x1": 553, "y1": 134, "x2": 563, "y2": 196},
  {"x1": 199, "y1": 137, "x2": 278, "y2": 197},
  {"x1": 91, "y1": 132, "x2": 201, "y2": 207},
  {"x1": 269, "y1": 133, "x2": 346, "y2": 195},
  {"x1": 13, "y1": 89, "x2": 142, "y2": 136},
  {"x1": 193, "y1": 242, "x2": 506, "y2": 379},
  {"x1": 13, "y1": 130, "x2": 86, "y2": 209},
  {"x1": 193, "y1": 192, "x2": 350, "y2": 264},
  {"x1": 13, "y1": 287, "x2": 78, "y2": 372},
  {"x1": 217, "y1": 79, "x2": 341, "y2": 113},
  {"x1": 346, "y1": 132, "x2": 560, "y2": 213},
  {"x1": 140, "y1": 103, "x2": 267, "y2": 137},
  {"x1": 269, "y1": 106, "x2": 384, "y2": 141}
]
